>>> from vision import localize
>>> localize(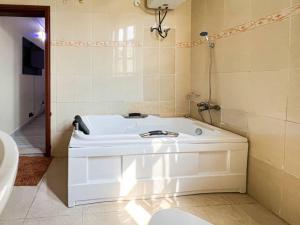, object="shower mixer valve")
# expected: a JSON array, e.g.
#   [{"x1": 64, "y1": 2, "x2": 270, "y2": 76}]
[{"x1": 197, "y1": 102, "x2": 221, "y2": 112}]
